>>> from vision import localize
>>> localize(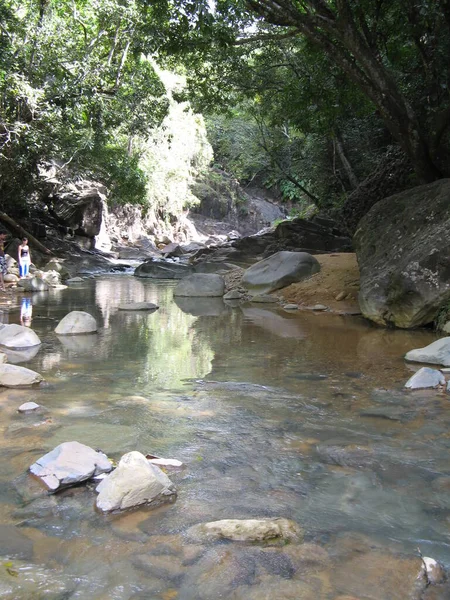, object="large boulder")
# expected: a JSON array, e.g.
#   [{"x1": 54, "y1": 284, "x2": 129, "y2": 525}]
[
  {"x1": 134, "y1": 260, "x2": 193, "y2": 279},
  {"x1": 242, "y1": 251, "x2": 320, "y2": 295},
  {"x1": 174, "y1": 273, "x2": 225, "y2": 297},
  {"x1": 186, "y1": 518, "x2": 303, "y2": 543},
  {"x1": 354, "y1": 179, "x2": 450, "y2": 328},
  {"x1": 0, "y1": 324, "x2": 41, "y2": 348},
  {"x1": 43, "y1": 260, "x2": 71, "y2": 281},
  {"x1": 30, "y1": 441, "x2": 113, "y2": 492},
  {"x1": 95, "y1": 451, "x2": 176, "y2": 512},
  {"x1": 18, "y1": 277, "x2": 49, "y2": 292},
  {"x1": 55, "y1": 311, "x2": 97, "y2": 335},
  {"x1": 0, "y1": 364, "x2": 43, "y2": 387},
  {"x1": 51, "y1": 181, "x2": 106, "y2": 238}
]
